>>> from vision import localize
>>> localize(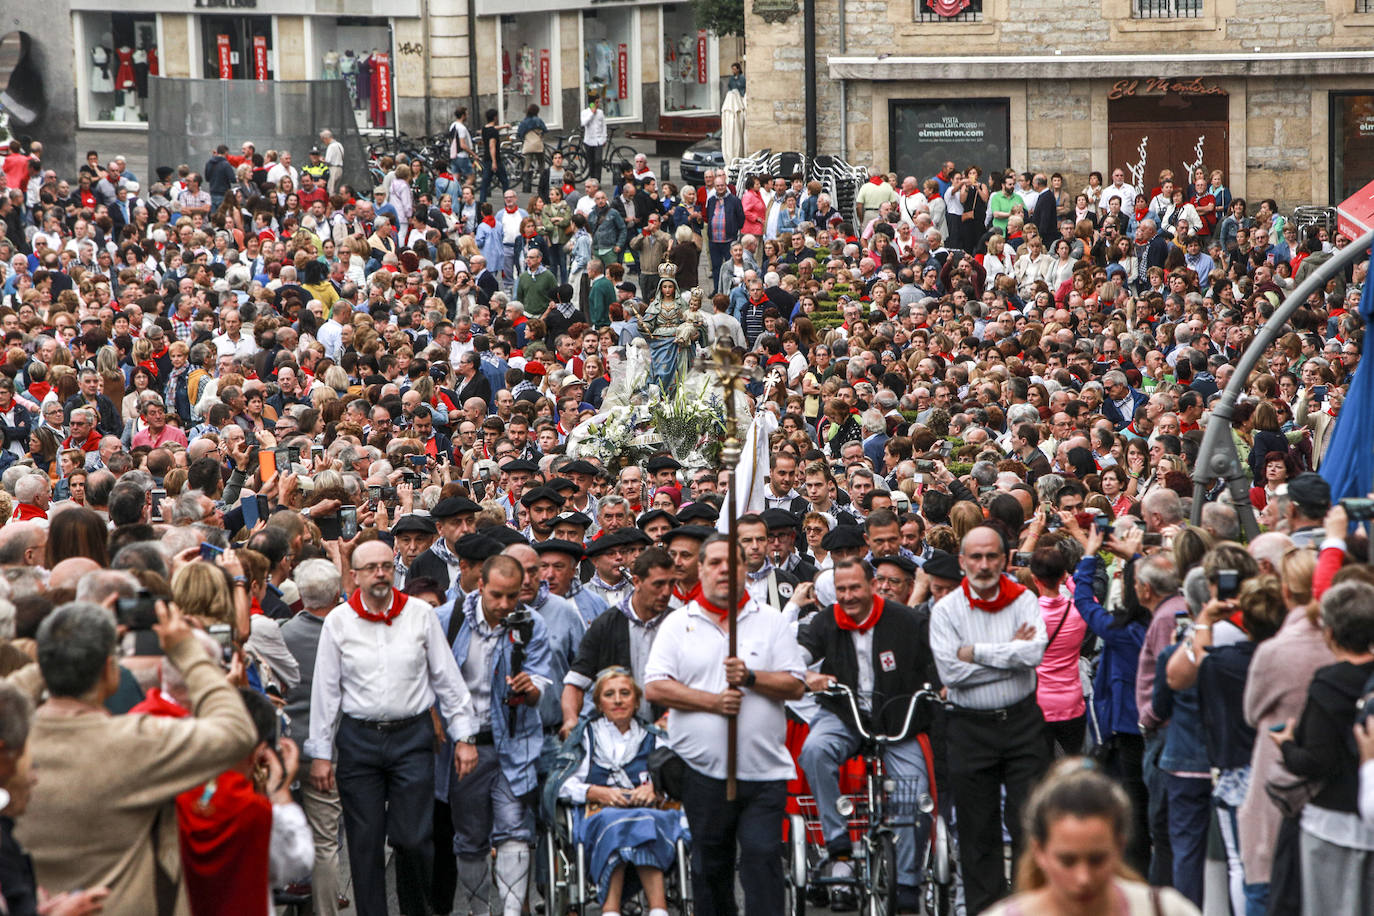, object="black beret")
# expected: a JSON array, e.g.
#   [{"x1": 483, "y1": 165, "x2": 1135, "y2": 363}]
[
  {"x1": 453, "y1": 533, "x2": 503, "y2": 561},
  {"x1": 922, "y1": 549, "x2": 963, "y2": 582},
  {"x1": 552, "y1": 510, "x2": 593, "y2": 530},
  {"x1": 546, "y1": 476, "x2": 577, "y2": 493},
  {"x1": 561, "y1": 459, "x2": 600, "y2": 476},
  {"x1": 483, "y1": 525, "x2": 529, "y2": 547},
  {"x1": 676, "y1": 502, "x2": 719, "y2": 525},
  {"x1": 584, "y1": 532, "x2": 627, "y2": 557},
  {"x1": 501, "y1": 459, "x2": 540, "y2": 474},
  {"x1": 646, "y1": 455, "x2": 683, "y2": 472},
  {"x1": 432, "y1": 496, "x2": 480, "y2": 519},
  {"x1": 664, "y1": 524, "x2": 715, "y2": 544},
  {"x1": 760, "y1": 508, "x2": 801, "y2": 531},
  {"x1": 872, "y1": 554, "x2": 917, "y2": 576},
  {"x1": 520, "y1": 486, "x2": 566, "y2": 508},
  {"x1": 390, "y1": 514, "x2": 437, "y2": 535},
  {"x1": 821, "y1": 525, "x2": 867, "y2": 551},
  {"x1": 636, "y1": 509, "x2": 680, "y2": 531},
  {"x1": 533, "y1": 538, "x2": 585, "y2": 560}
]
